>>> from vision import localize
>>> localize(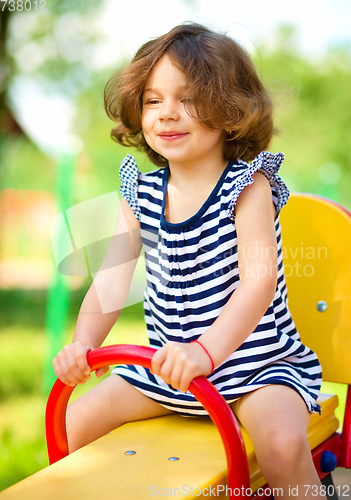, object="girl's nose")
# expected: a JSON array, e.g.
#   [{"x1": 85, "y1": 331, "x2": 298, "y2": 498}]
[{"x1": 159, "y1": 99, "x2": 180, "y2": 121}]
